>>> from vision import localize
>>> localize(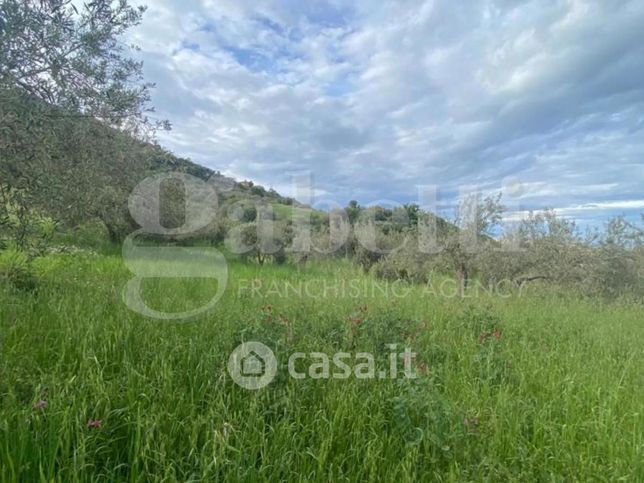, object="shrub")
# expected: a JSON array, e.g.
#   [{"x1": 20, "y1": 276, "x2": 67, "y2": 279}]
[
  {"x1": 369, "y1": 241, "x2": 436, "y2": 283},
  {"x1": 352, "y1": 224, "x2": 406, "y2": 272},
  {"x1": 0, "y1": 248, "x2": 37, "y2": 290}
]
